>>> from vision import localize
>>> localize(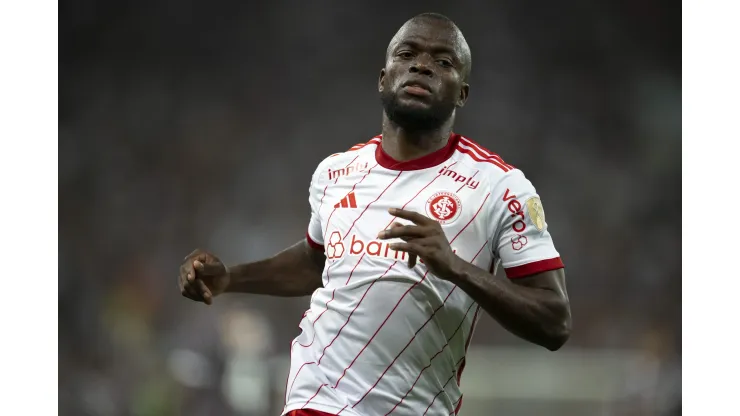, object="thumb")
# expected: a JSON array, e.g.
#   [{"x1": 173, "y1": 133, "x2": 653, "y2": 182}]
[{"x1": 193, "y1": 260, "x2": 225, "y2": 277}]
